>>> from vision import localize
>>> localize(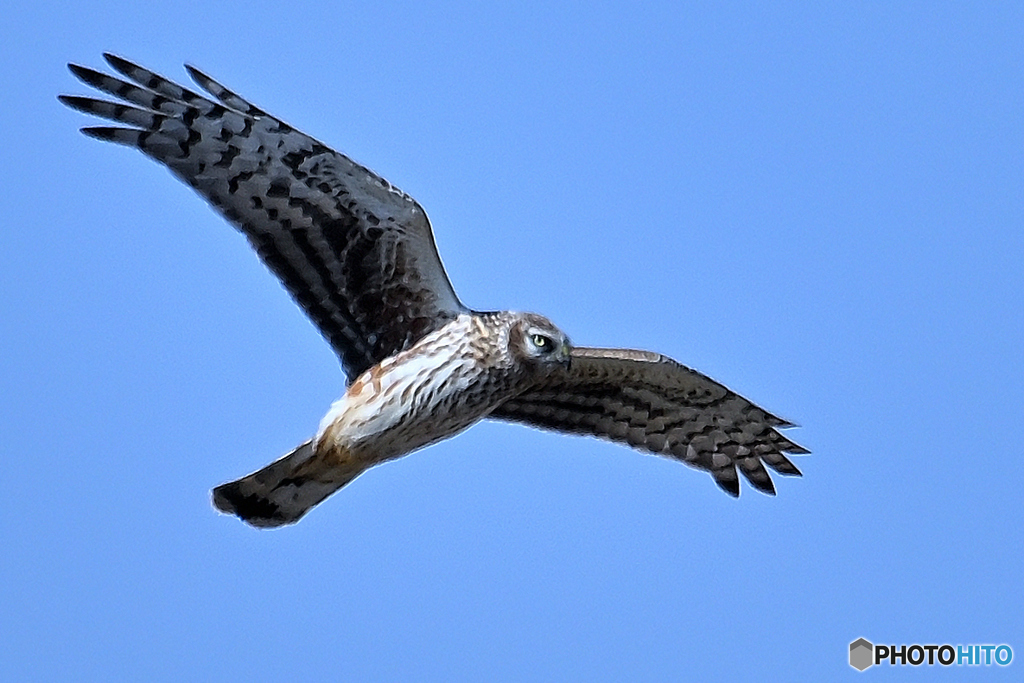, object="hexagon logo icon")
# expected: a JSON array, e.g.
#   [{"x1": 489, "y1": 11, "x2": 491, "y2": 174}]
[{"x1": 850, "y1": 638, "x2": 874, "y2": 671}]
